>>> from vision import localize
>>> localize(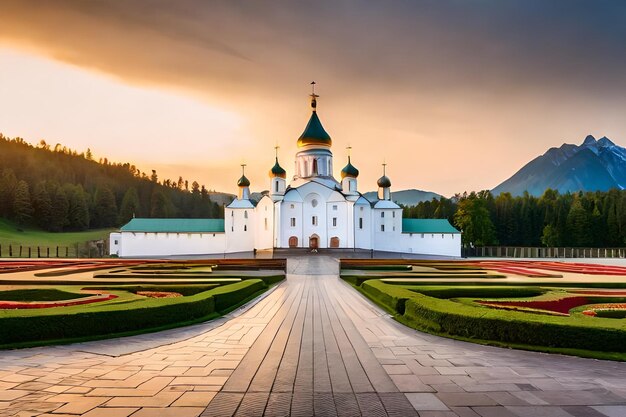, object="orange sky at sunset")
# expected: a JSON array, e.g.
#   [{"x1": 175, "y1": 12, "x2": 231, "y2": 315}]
[{"x1": 2, "y1": 1, "x2": 626, "y2": 197}]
